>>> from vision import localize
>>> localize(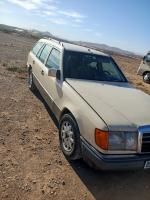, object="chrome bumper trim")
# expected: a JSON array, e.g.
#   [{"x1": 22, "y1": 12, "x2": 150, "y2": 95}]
[{"x1": 138, "y1": 125, "x2": 150, "y2": 153}]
